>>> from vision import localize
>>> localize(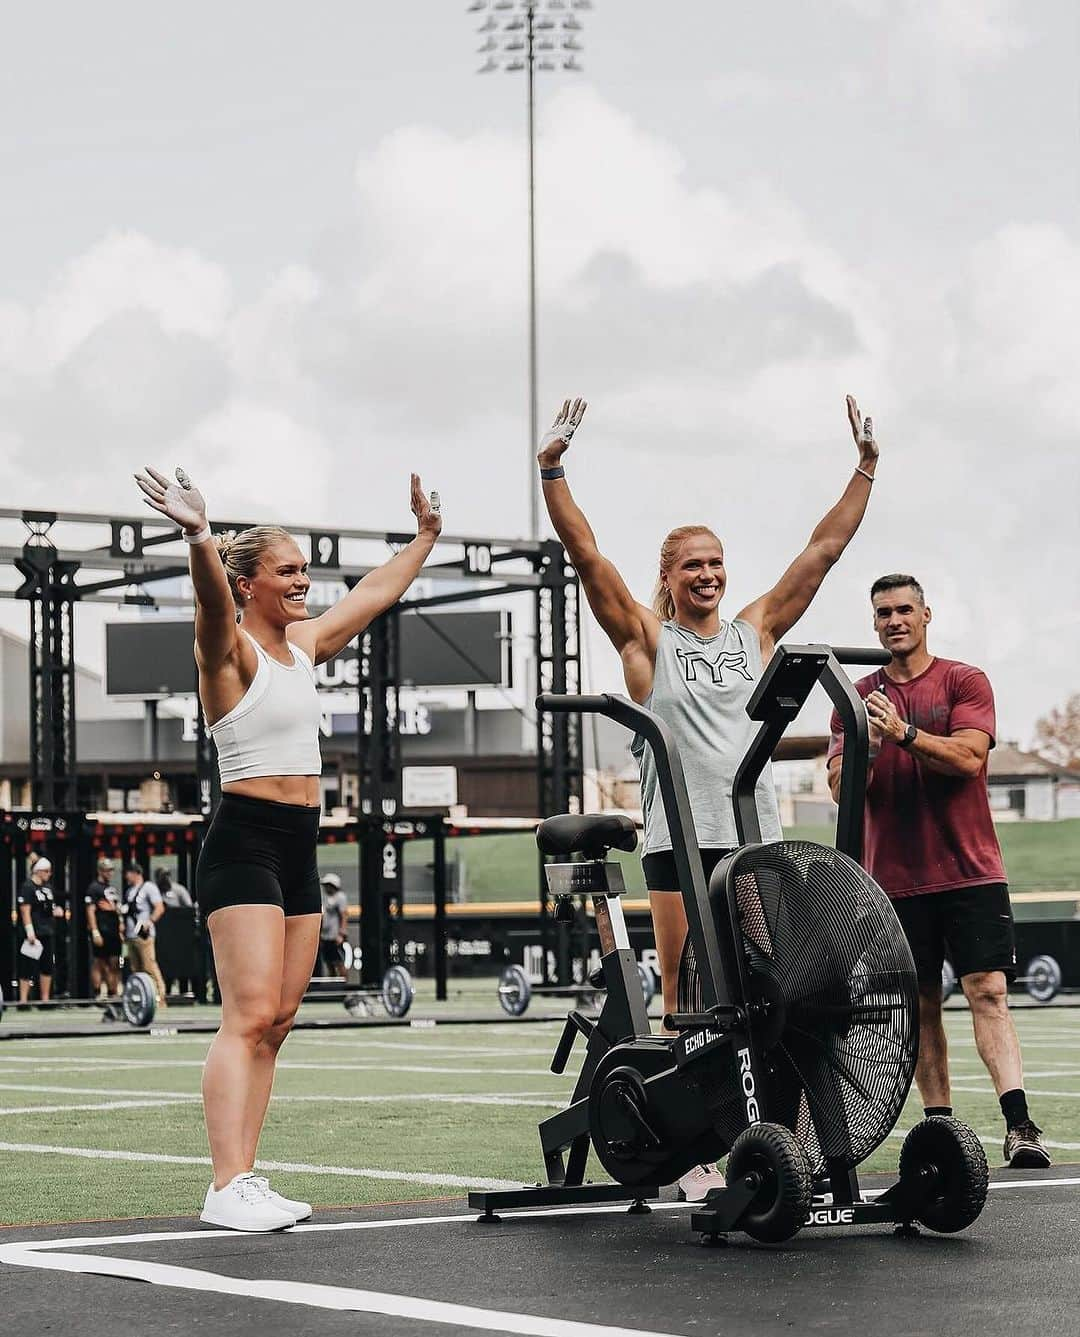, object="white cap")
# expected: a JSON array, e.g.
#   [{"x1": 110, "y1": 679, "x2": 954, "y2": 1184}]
[
  {"x1": 320, "y1": 873, "x2": 342, "y2": 889},
  {"x1": 31, "y1": 856, "x2": 52, "y2": 874}
]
